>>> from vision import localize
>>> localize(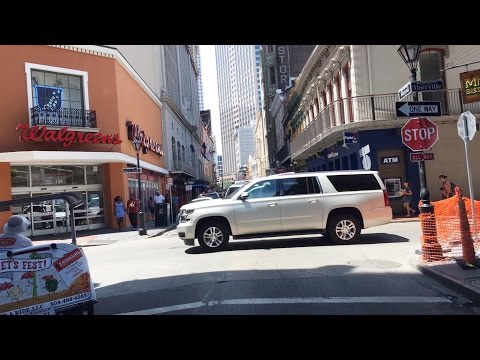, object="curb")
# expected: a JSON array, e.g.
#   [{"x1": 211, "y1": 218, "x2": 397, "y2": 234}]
[
  {"x1": 410, "y1": 257, "x2": 480, "y2": 303},
  {"x1": 149, "y1": 224, "x2": 177, "y2": 238}
]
